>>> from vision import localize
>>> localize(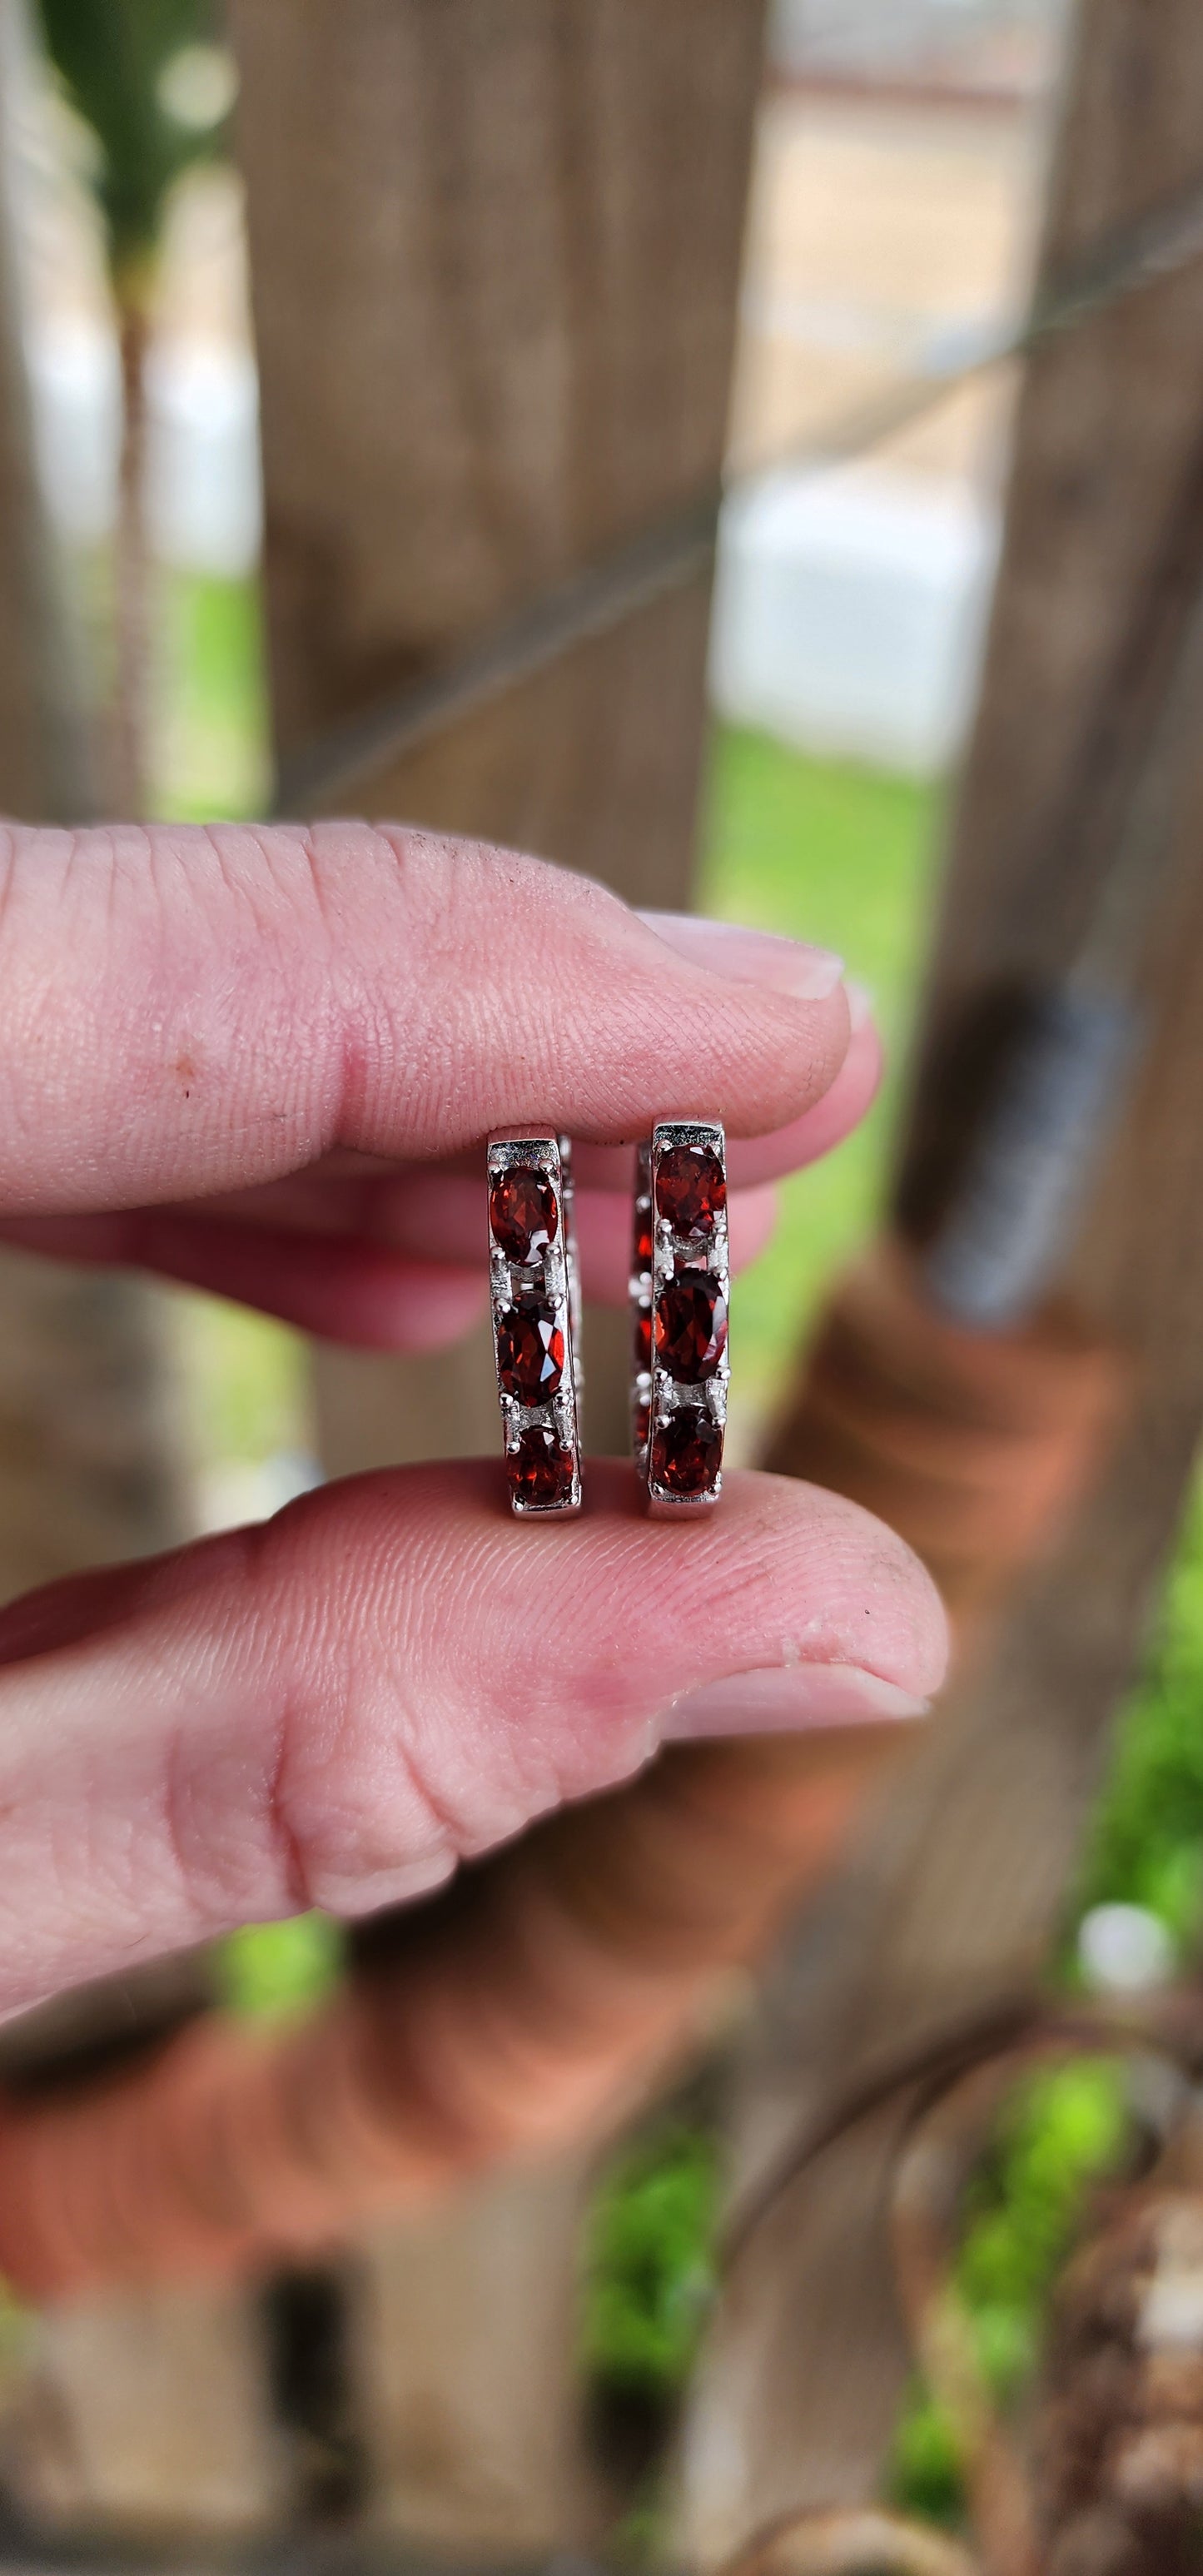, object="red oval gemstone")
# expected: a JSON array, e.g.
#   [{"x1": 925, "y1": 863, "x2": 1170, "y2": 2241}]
[
  {"x1": 654, "y1": 1270, "x2": 727, "y2": 1381},
  {"x1": 490, "y1": 1165, "x2": 559, "y2": 1263},
  {"x1": 655, "y1": 1145, "x2": 726, "y2": 1241},
  {"x1": 512, "y1": 1424, "x2": 574, "y2": 1506},
  {"x1": 634, "y1": 1209, "x2": 653, "y2": 1271},
  {"x1": 634, "y1": 1304, "x2": 652, "y2": 1370},
  {"x1": 652, "y1": 1406, "x2": 723, "y2": 1495},
  {"x1": 497, "y1": 1295, "x2": 565, "y2": 1402}
]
